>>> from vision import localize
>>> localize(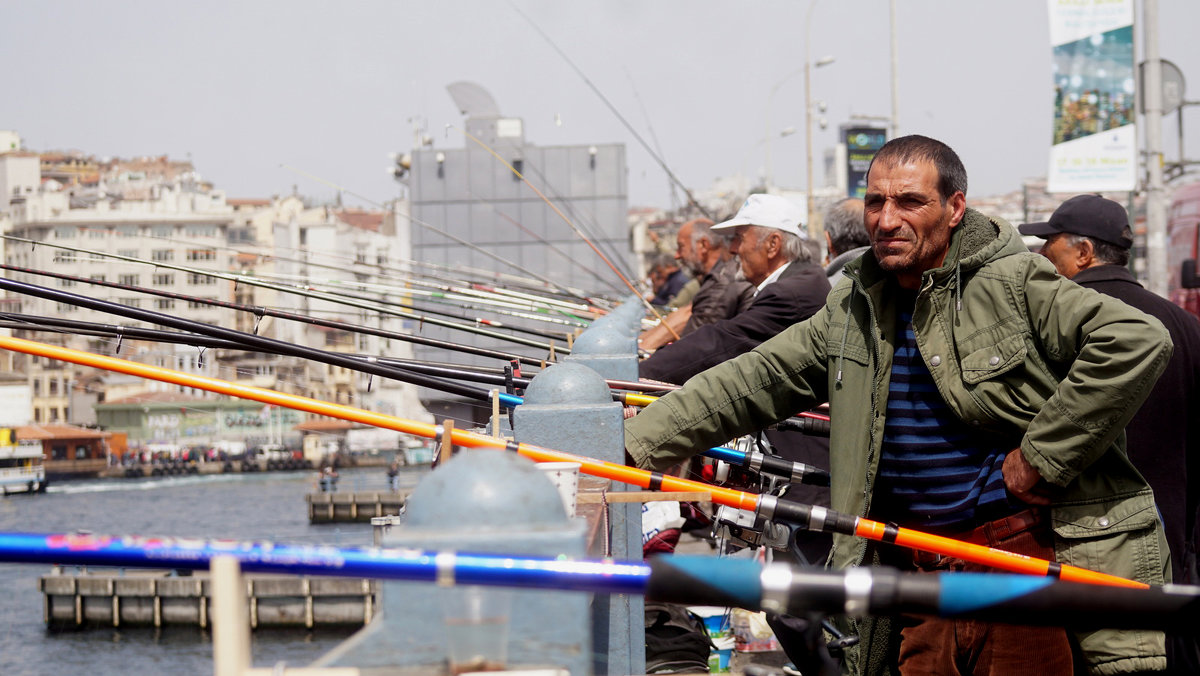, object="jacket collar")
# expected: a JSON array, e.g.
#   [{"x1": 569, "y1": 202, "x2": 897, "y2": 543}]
[{"x1": 1071, "y1": 264, "x2": 1141, "y2": 287}]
